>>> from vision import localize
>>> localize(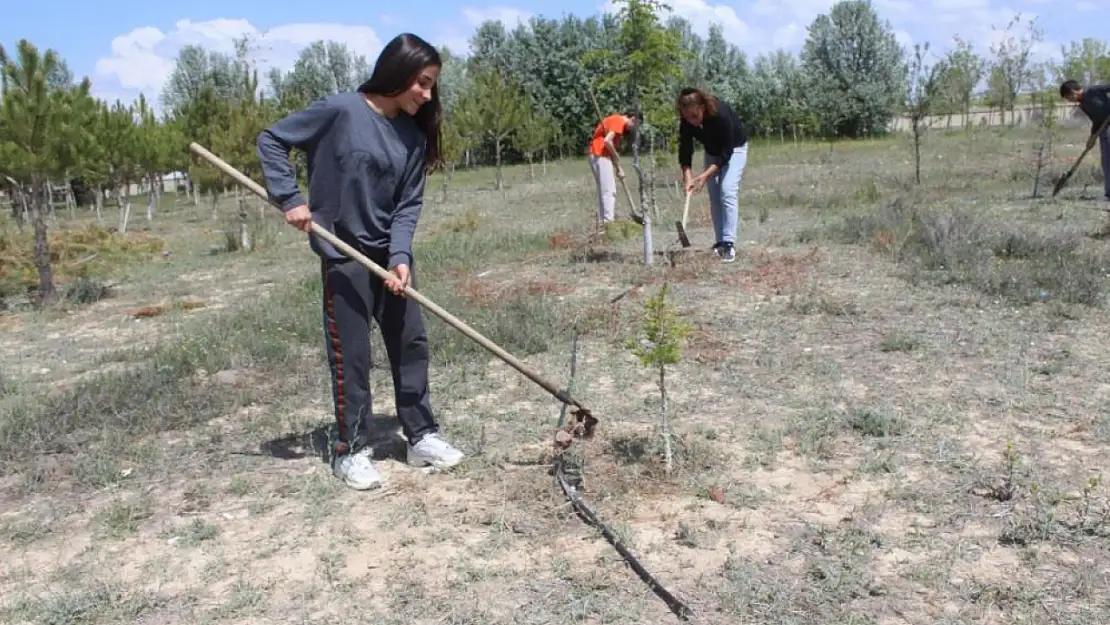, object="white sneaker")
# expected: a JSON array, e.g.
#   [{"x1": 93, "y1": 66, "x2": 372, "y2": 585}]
[
  {"x1": 407, "y1": 433, "x2": 465, "y2": 470},
  {"x1": 332, "y1": 447, "x2": 382, "y2": 490}
]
